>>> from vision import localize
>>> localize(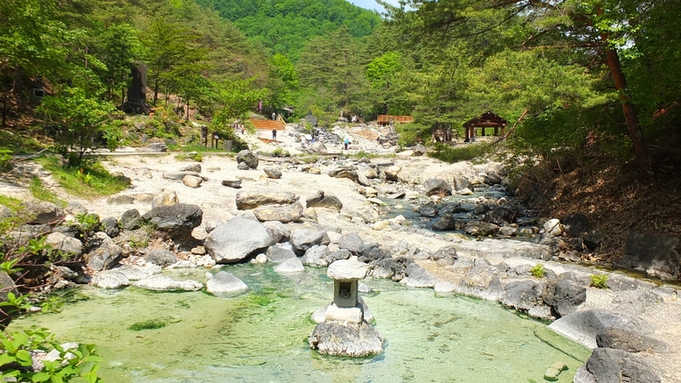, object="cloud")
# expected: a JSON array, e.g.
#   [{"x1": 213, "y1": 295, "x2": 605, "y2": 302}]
[{"x1": 348, "y1": 0, "x2": 401, "y2": 11}]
